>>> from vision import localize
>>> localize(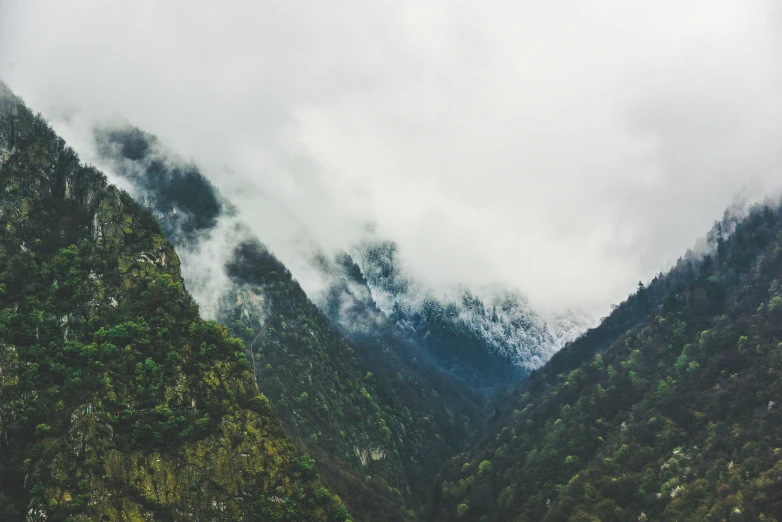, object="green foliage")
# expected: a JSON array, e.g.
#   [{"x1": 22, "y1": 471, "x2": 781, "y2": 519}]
[
  {"x1": 433, "y1": 201, "x2": 782, "y2": 521},
  {"x1": 0, "y1": 85, "x2": 347, "y2": 521},
  {"x1": 590, "y1": 353, "x2": 605, "y2": 372}
]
